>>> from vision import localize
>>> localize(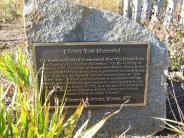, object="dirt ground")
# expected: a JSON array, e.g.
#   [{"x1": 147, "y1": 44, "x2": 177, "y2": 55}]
[
  {"x1": 0, "y1": 20, "x2": 25, "y2": 52},
  {"x1": 0, "y1": 20, "x2": 25, "y2": 86},
  {"x1": 0, "y1": 21, "x2": 183, "y2": 138}
]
